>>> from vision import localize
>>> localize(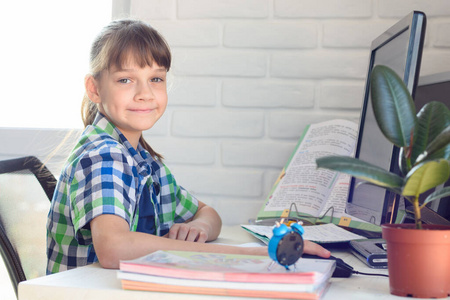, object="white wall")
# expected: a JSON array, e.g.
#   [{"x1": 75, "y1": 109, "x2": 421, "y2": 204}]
[
  {"x1": 132, "y1": 0, "x2": 450, "y2": 225},
  {"x1": 1, "y1": 0, "x2": 450, "y2": 225}
]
